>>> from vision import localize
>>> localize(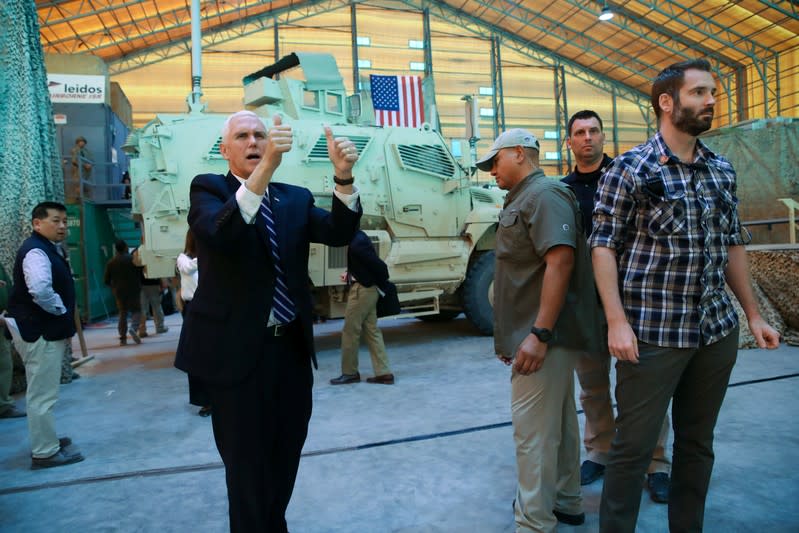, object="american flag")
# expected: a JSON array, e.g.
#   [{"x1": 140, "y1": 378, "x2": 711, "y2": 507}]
[{"x1": 370, "y1": 74, "x2": 425, "y2": 127}]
